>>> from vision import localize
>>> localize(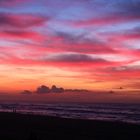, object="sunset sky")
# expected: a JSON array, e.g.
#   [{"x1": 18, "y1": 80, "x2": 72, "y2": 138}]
[{"x1": 0, "y1": 0, "x2": 140, "y2": 97}]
